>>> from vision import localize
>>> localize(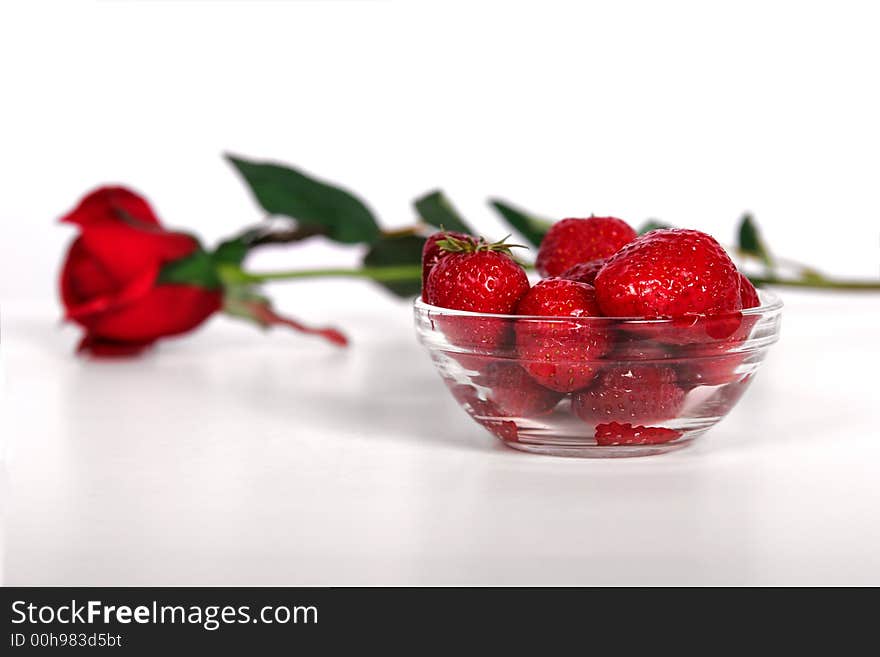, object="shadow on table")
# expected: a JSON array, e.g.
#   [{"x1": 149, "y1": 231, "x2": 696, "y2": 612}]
[
  {"x1": 7, "y1": 313, "x2": 495, "y2": 454},
  {"x1": 207, "y1": 336, "x2": 499, "y2": 454},
  {"x1": 16, "y1": 316, "x2": 845, "y2": 458}
]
